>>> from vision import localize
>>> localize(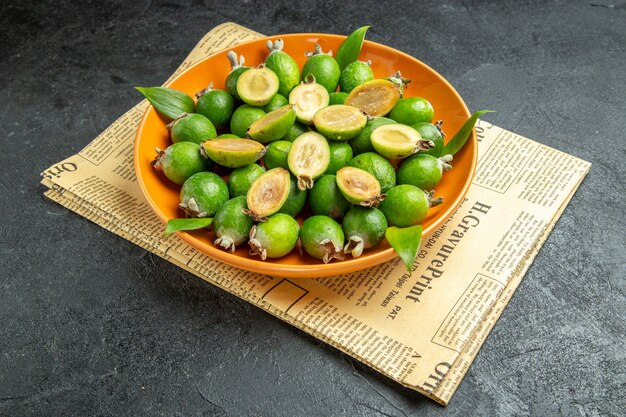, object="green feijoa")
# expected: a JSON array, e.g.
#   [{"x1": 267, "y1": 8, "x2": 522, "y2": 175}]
[
  {"x1": 169, "y1": 113, "x2": 217, "y2": 145},
  {"x1": 300, "y1": 215, "x2": 344, "y2": 263},
  {"x1": 313, "y1": 104, "x2": 367, "y2": 141},
  {"x1": 225, "y1": 51, "x2": 249, "y2": 101},
  {"x1": 230, "y1": 104, "x2": 266, "y2": 138},
  {"x1": 397, "y1": 154, "x2": 453, "y2": 191},
  {"x1": 195, "y1": 85, "x2": 235, "y2": 129},
  {"x1": 336, "y1": 166, "x2": 385, "y2": 207},
  {"x1": 342, "y1": 206, "x2": 387, "y2": 258},
  {"x1": 263, "y1": 93, "x2": 288, "y2": 113},
  {"x1": 265, "y1": 39, "x2": 301, "y2": 97},
  {"x1": 288, "y1": 131, "x2": 331, "y2": 190},
  {"x1": 378, "y1": 184, "x2": 442, "y2": 227},
  {"x1": 389, "y1": 97, "x2": 435, "y2": 125},
  {"x1": 264, "y1": 140, "x2": 291, "y2": 170},
  {"x1": 217, "y1": 133, "x2": 241, "y2": 139},
  {"x1": 289, "y1": 75, "x2": 330, "y2": 124},
  {"x1": 228, "y1": 163, "x2": 265, "y2": 197},
  {"x1": 236, "y1": 66, "x2": 280, "y2": 107},
  {"x1": 247, "y1": 105, "x2": 296, "y2": 143},
  {"x1": 329, "y1": 92, "x2": 349, "y2": 105},
  {"x1": 201, "y1": 139, "x2": 266, "y2": 168},
  {"x1": 308, "y1": 174, "x2": 351, "y2": 221},
  {"x1": 348, "y1": 152, "x2": 396, "y2": 193},
  {"x1": 213, "y1": 196, "x2": 255, "y2": 252},
  {"x1": 349, "y1": 117, "x2": 396, "y2": 155},
  {"x1": 325, "y1": 142, "x2": 353, "y2": 175},
  {"x1": 339, "y1": 60, "x2": 374, "y2": 93},
  {"x1": 278, "y1": 176, "x2": 308, "y2": 217},
  {"x1": 179, "y1": 172, "x2": 229, "y2": 218},
  {"x1": 301, "y1": 44, "x2": 341, "y2": 93},
  {"x1": 152, "y1": 142, "x2": 207, "y2": 185},
  {"x1": 281, "y1": 121, "x2": 310, "y2": 142},
  {"x1": 412, "y1": 121, "x2": 444, "y2": 157},
  {"x1": 248, "y1": 213, "x2": 300, "y2": 259},
  {"x1": 370, "y1": 123, "x2": 433, "y2": 159},
  {"x1": 245, "y1": 167, "x2": 291, "y2": 221}
]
